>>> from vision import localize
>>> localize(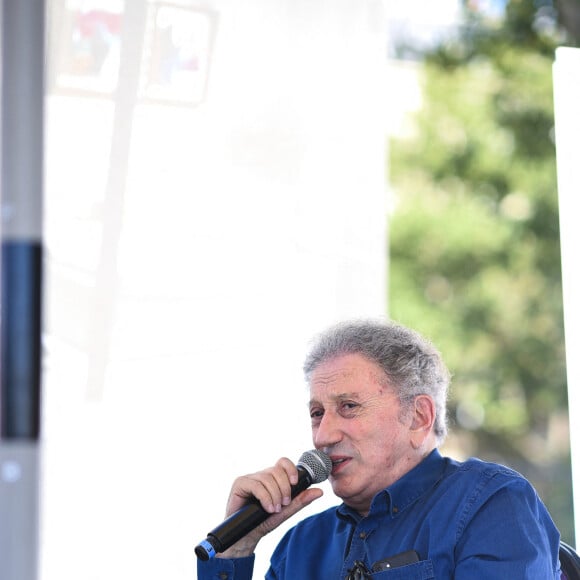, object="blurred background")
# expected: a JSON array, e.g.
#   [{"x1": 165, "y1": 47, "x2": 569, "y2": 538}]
[
  {"x1": 3, "y1": 0, "x2": 577, "y2": 578},
  {"x1": 388, "y1": 0, "x2": 579, "y2": 547}
]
